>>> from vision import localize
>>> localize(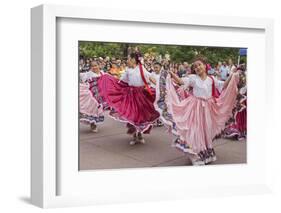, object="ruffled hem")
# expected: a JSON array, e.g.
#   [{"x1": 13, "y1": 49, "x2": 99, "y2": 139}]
[
  {"x1": 154, "y1": 69, "x2": 178, "y2": 133},
  {"x1": 80, "y1": 82, "x2": 104, "y2": 117},
  {"x1": 98, "y1": 74, "x2": 160, "y2": 132},
  {"x1": 108, "y1": 109, "x2": 157, "y2": 133},
  {"x1": 173, "y1": 138, "x2": 216, "y2": 164},
  {"x1": 79, "y1": 113, "x2": 104, "y2": 125}
]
